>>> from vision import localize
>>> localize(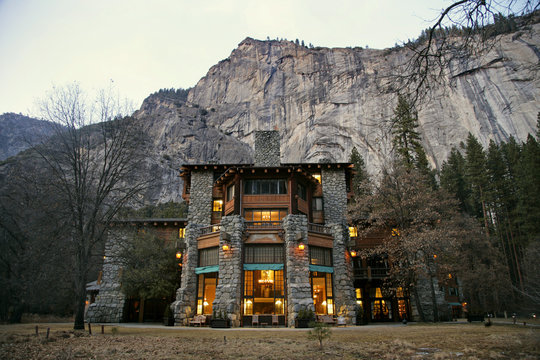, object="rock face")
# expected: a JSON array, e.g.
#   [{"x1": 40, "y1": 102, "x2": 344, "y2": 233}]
[
  {"x1": 2, "y1": 23, "x2": 538, "y2": 204},
  {"x1": 131, "y1": 22, "x2": 538, "y2": 203},
  {"x1": 0, "y1": 113, "x2": 59, "y2": 161}
]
